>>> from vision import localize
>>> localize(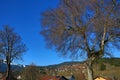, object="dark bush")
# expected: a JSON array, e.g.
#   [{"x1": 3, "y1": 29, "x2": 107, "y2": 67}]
[{"x1": 100, "y1": 63, "x2": 106, "y2": 71}]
